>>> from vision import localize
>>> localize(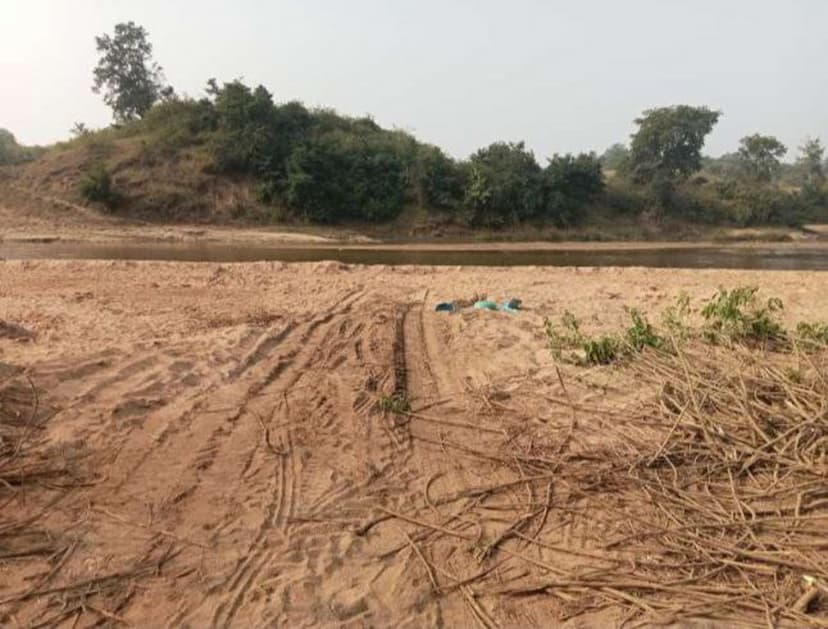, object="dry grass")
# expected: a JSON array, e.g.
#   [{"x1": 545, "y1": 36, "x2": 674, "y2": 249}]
[
  {"x1": 574, "y1": 344, "x2": 828, "y2": 625},
  {"x1": 0, "y1": 368, "x2": 171, "y2": 627},
  {"x1": 368, "y1": 343, "x2": 828, "y2": 627}
]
